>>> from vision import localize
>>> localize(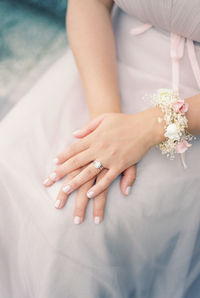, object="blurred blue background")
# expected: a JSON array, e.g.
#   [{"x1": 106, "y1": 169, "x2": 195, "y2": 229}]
[{"x1": 0, "y1": 0, "x2": 68, "y2": 119}]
